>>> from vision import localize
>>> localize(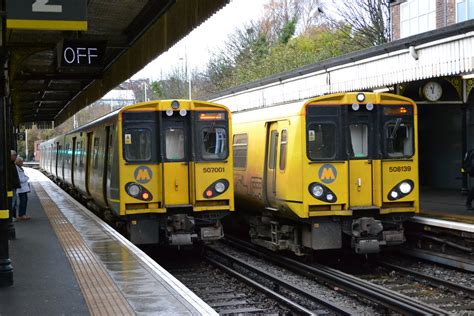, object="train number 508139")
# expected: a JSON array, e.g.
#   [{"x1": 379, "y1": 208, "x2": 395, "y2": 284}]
[{"x1": 388, "y1": 166, "x2": 411, "y2": 172}]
